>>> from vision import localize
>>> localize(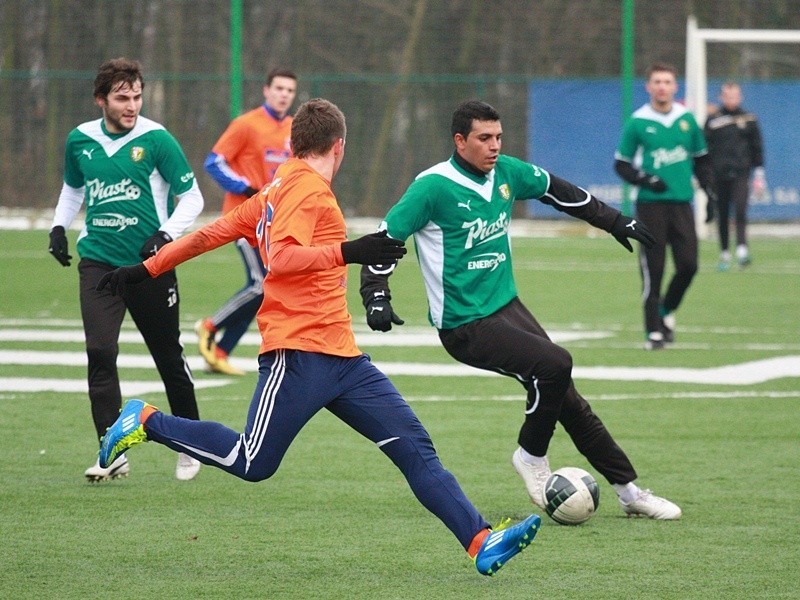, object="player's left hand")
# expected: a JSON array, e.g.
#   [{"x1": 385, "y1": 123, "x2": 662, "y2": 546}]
[
  {"x1": 96, "y1": 264, "x2": 150, "y2": 295},
  {"x1": 138, "y1": 230, "x2": 173, "y2": 259},
  {"x1": 366, "y1": 298, "x2": 404, "y2": 332},
  {"x1": 609, "y1": 213, "x2": 655, "y2": 252}
]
